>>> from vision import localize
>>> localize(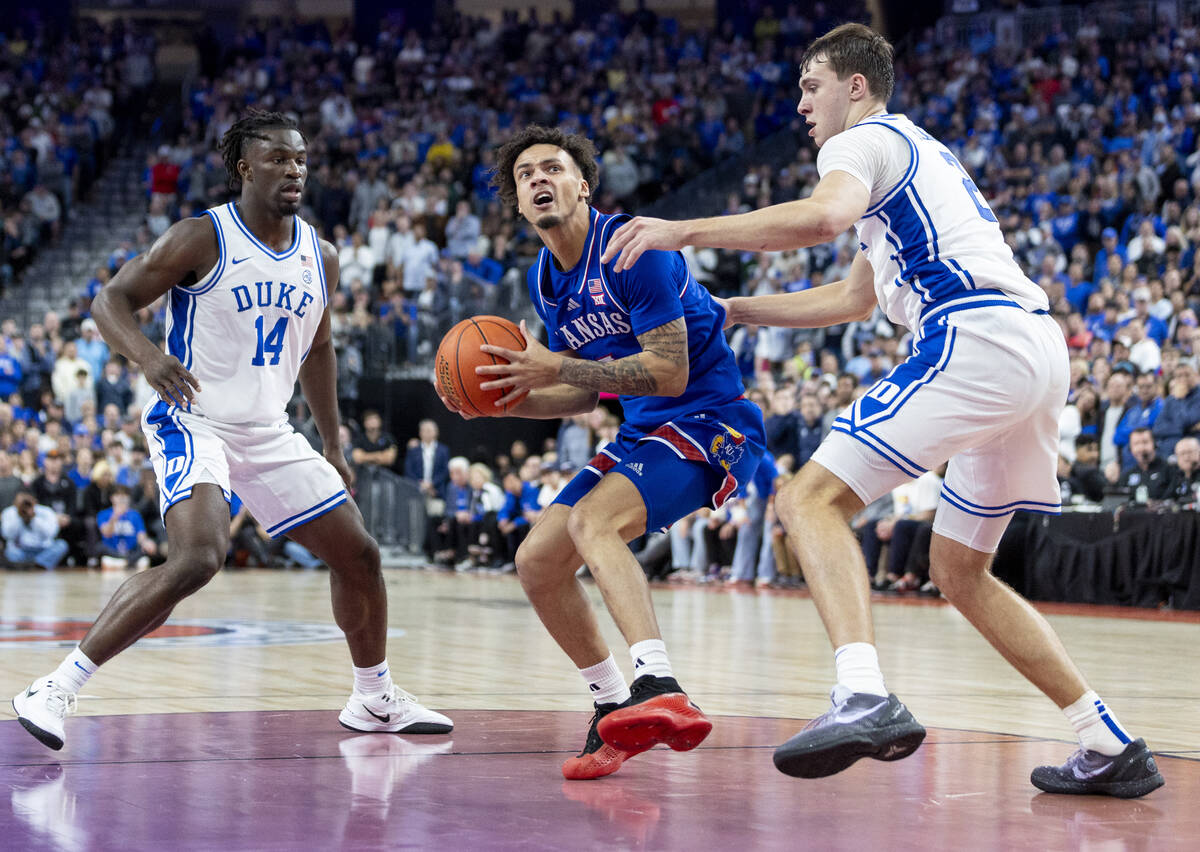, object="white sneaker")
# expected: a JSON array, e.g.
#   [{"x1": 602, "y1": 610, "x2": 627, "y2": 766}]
[
  {"x1": 12, "y1": 676, "x2": 77, "y2": 751},
  {"x1": 338, "y1": 686, "x2": 453, "y2": 734}
]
